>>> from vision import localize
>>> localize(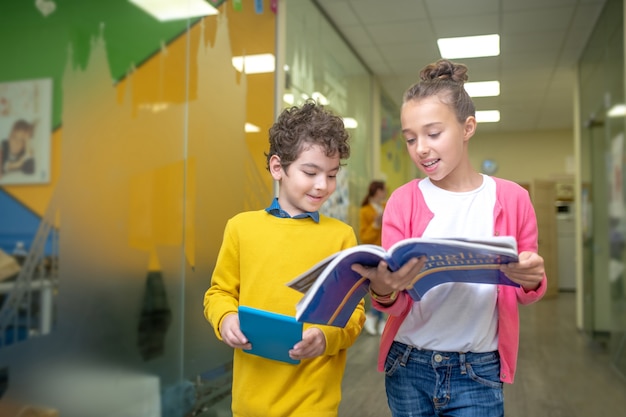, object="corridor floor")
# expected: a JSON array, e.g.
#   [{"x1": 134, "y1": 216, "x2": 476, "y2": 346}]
[{"x1": 339, "y1": 292, "x2": 626, "y2": 417}]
